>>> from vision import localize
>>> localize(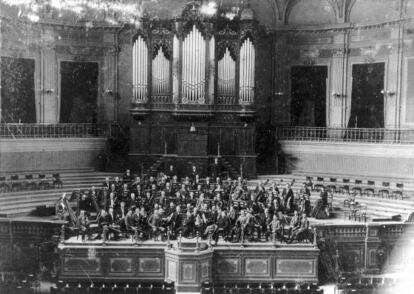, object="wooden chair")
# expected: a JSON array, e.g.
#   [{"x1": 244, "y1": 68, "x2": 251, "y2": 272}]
[
  {"x1": 392, "y1": 183, "x2": 404, "y2": 200},
  {"x1": 0, "y1": 176, "x2": 10, "y2": 193},
  {"x1": 38, "y1": 174, "x2": 50, "y2": 190},
  {"x1": 363, "y1": 180, "x2": 375, "y2": 197},
  {"x1": 327, "y1": 178, "x2": 337, "y2": 194},
  {"x1": 24, "y1": 174, "x2": 37, "y2": 191},
  {"x1": 339, "y1": 179, "x2": 350, "y2": 195},
  {"x1": 314, "y1": 177, "x2": 325, "y2": 191},
  {"x1": 53, "y1": 173, "x2": 63, "y2": 189},
  {"x1": 11, "y1": 175, "x2": 22, "y2": 191},
  {"x1": 351, "y1": 179, "x2": 362, "y2": 195},
  {"x1": 378, "y1": 182, "x2": 390, "y2": 198}
]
